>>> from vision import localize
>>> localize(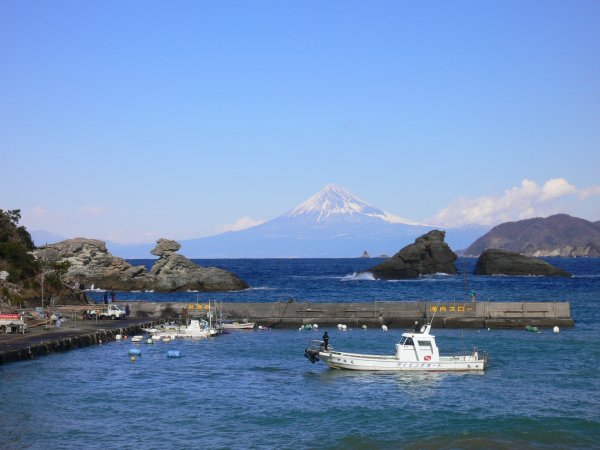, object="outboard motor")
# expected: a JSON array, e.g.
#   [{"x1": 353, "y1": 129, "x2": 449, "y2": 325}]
[{"x1": 304, "y1": 348, "x2": 320, "y2": 363}]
